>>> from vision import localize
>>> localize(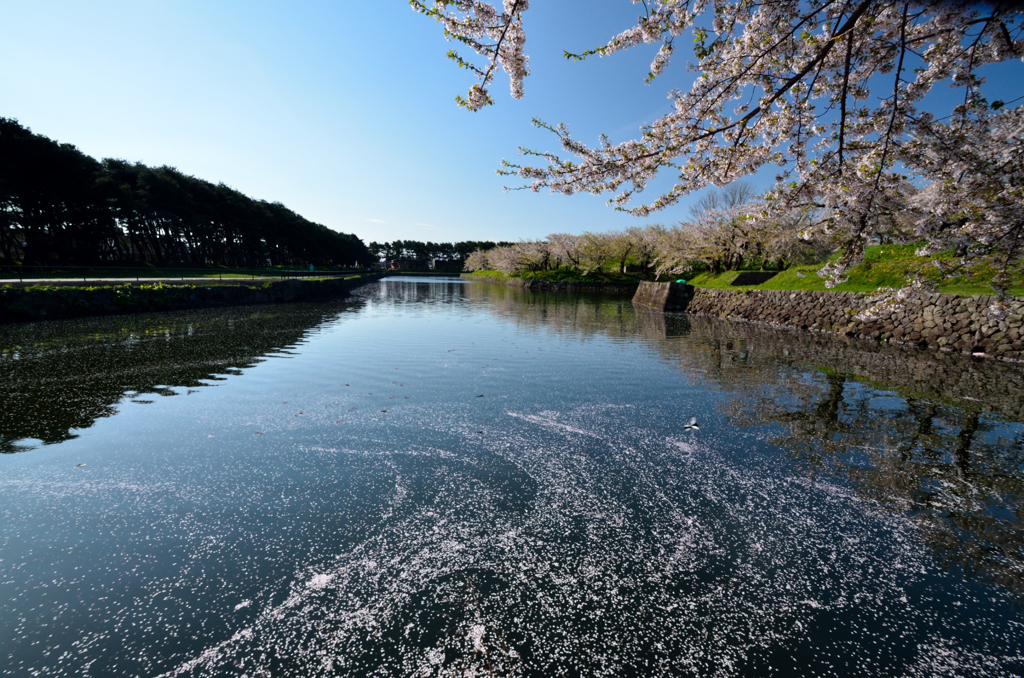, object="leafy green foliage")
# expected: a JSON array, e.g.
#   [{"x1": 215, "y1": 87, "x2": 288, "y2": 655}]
[{"x1": 368, "y1": 240, "x2": 513, "y2": 268}]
